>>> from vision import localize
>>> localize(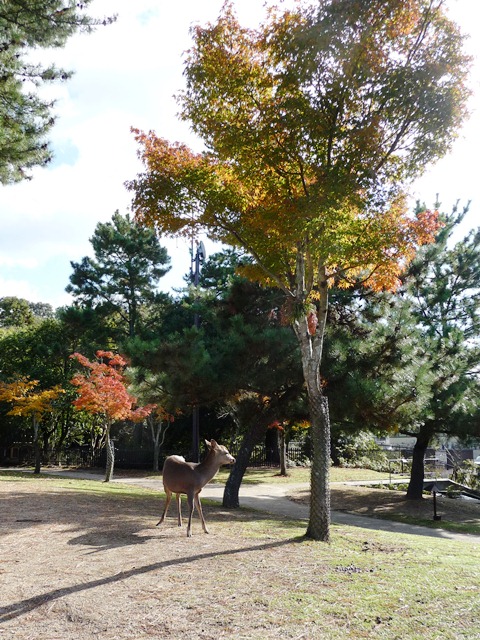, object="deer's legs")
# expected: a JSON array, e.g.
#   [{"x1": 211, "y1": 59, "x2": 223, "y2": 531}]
[
  {"x1": 175, "y1": 493, "x2": 182, "y2": 527},
  {"x1": 195, "y1": 492, "x2": 209, "y2": 534},
  {"x1": 186, "y1": 491, "x2": 196, "y2": 537},
  {"x1": 156, "y1": 488, "x2": 172, "y2": 526}
]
